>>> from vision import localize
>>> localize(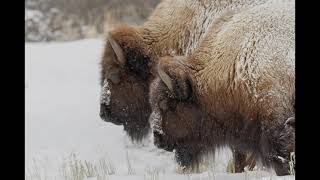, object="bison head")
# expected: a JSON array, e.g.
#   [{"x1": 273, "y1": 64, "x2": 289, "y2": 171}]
[
  {"x1": 149, "y1": 56, "x2": 203, "y2": 150},
  {"x1": 99, "y1": 26, "x2": 153, "y2": 142},
  {"x1": 268, "y1": 116, "x2": 295, "y2": 175}
]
